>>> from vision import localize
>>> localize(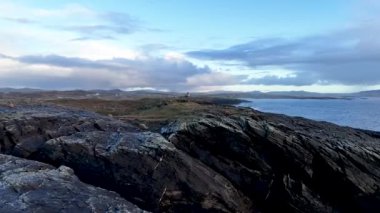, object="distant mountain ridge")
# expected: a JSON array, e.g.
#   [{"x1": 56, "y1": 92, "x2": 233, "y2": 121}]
[
  {"x1": 356, "y1": 90, "x2": 380, "y2": 97},
  {"x1": 201, "y1": 90, "x2": 380, "y2": 99},
  {"x1": 0, "y1": 87, "x2": 43, "y2": 93},
  {"x1": 0, "y1": 88, "x2": 379, "y2": 99}
]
